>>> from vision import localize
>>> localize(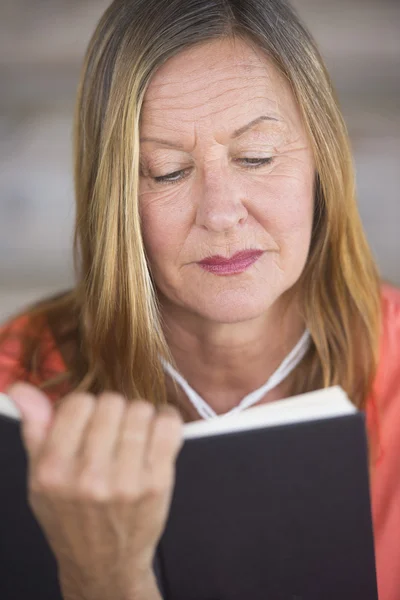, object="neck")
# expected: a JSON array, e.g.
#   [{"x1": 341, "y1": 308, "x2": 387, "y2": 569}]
[{"x1": 160, "y1": 292, "x2": 305, "y2": 420}]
